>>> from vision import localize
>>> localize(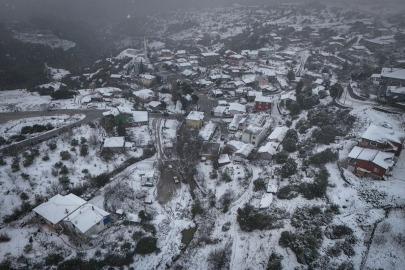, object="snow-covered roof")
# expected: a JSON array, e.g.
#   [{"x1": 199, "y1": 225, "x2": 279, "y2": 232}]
[
  {"x1": 255, "y1": 95, "x2": 273, "y2": 103},
  {"x1": 201, "y1": 52, "x2": 219, "y2": 57},
  {"x1": 259, "y1": 193, "x2": 273, "y2": 209},
  {"x1": 269, "y1": 127, "x2": 288, "y2": 142},
  {"x1": 228, "y1": 103, "x2": 246, "y2": 113},
  {"x1": 33, "y1": 194, "x2": 86, "y2": 225},
  {"x1": 218, "y1": 154, "x2": 231, "y2": 164},
  {"x1": 140, "y1": 74, "x2": 155, "y2": 80},
  {"x1": 244, "y1": 125, "x2": 265, "y2": 135},
  {"x1": 228, "y1": 114, "x2": 244, "y2": 131},
  {"x1": 243, "y1": 77, "x2": 255, "y2": 84},
  {"x1": 381, "y1": 69, "x2": 405, "y2": 80},
  {"x1": 64, "y1": 203, "x2": 109, "y2": 234},
  {"x1": 348, "y1": 146, "x2": 395, "y2": 169},
  {"x1": 214, "y1": 106, "x2": 228, "y2": 114},
  {"x1": 199, "y1": 121, "x2": 217, "y2": 141},
  {"x1": 218, "y1": 100, "x2": 229, "y2": 106},
  {"x1": 133, "y1": 89, "x2": 154, "y2": 99},
  {"x1": 387, "y1": 86, "x2": 405, "y2": 94},
  {"x1": 132, "y1": 111, "x2": 148, "y2": 122},
  {"x1": 362, "y1": 124, "x2": 405, "y2": 144},
  {"x1": 186, "y1": 111, "x2": 204, "y2": 121},
  {"x1": 267, "y1": 184, "x2": 278, "y2": 193},
  {"x1": 372, "y1": 151, "x2": 395, "y2": 169},
  {"x1": 280, "y1": 92, "x2": 296, "y2": 101},
  {"x1": 235, "y1": 143, "x2": 254, "y2": 157},
  {"x1": 314, "y1": 78, "x2": 323, "y2": 85},
  {"x1": 227, "y1": 140, "x2": 245, "y2": 150},
  {"x1": 248, "y1": 91, "x2": 262, "y2": 97},
  {"x1": 104, "y1": 137, "x2": 125, "y2": 148},
  {"x1": 258, "y1": 141, "x2": 280, "y2": 155},
  {"x1": 149, "y1": 101, "x2": 161, "y2": 107}
]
